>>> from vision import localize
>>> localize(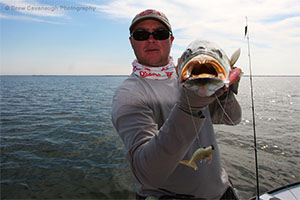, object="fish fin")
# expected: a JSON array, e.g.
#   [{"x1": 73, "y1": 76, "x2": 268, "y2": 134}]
[
  {"x1": 179, "y1": 160, "x2": 198, "y2": 170},
  {"x1": 230, "y1": 48, "x2": 241, "y2": 67}
]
